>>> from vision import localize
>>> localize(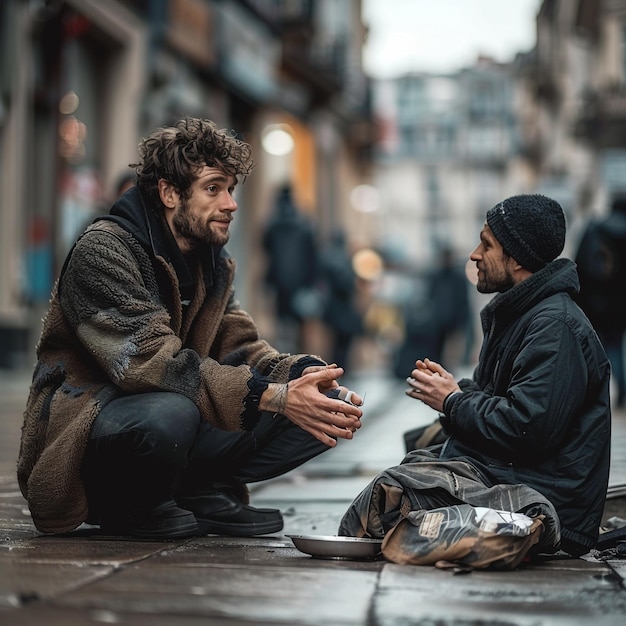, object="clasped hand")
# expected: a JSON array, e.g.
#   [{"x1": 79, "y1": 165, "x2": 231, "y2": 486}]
[
  {"x1": 285, "y1": 364, "x2": 363, "y2": 448},
  {"x1": 405, "y1": 358, "x2": 460, "y2": 413}
]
